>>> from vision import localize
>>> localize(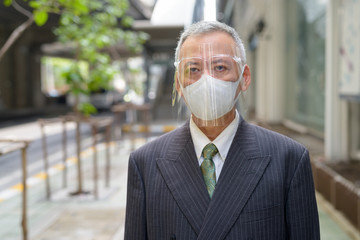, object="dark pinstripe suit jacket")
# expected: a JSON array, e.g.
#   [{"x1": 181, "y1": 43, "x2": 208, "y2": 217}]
[{"x1": 124, "y1": 119, "x2": 320, "y2": 240}]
